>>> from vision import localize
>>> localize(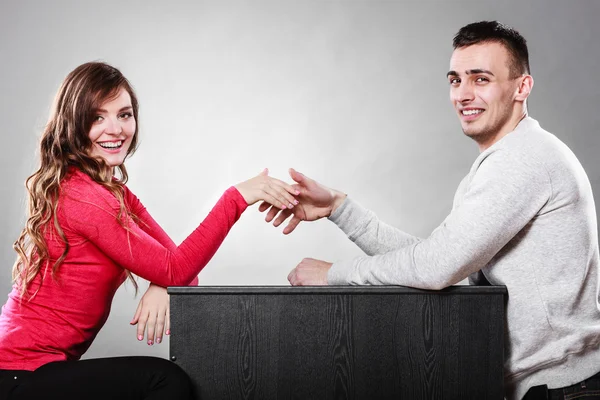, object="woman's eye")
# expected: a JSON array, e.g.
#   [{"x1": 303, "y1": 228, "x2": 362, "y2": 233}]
[
  {"x1": 94, "y1": 115, "x2": 104, "y2": 122},
  {"x1": 119, "y1": 112, "x2": 133, "y2": 119}
]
